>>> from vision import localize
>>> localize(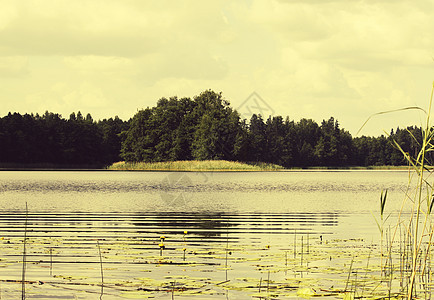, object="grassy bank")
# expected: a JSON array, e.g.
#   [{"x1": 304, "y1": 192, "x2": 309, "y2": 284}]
[
  {"x1": 107, "y1": 160, "x2": 284, "y2": 171},
  {"x1": 0, "y1": 162, "x2": 412, "y2": 171}
]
